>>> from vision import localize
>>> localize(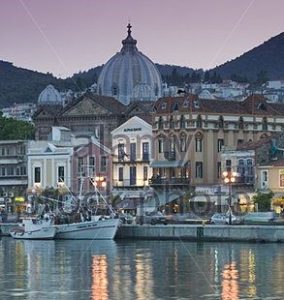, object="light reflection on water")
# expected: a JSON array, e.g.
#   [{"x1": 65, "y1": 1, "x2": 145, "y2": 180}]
[{"x1": 1, "y1": 237, "x2": 284, "y2": 299}]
